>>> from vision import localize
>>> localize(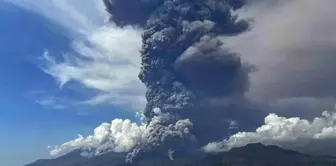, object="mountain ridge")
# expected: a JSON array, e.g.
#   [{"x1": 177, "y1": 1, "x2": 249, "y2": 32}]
[{"x1": 26, "y1": 143, "x2": 336, "y2": 166}]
